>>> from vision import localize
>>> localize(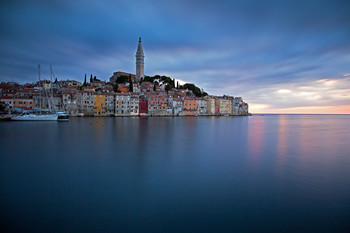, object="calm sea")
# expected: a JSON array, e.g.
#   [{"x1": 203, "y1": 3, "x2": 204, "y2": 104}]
[{"x1": 1, "y1": 115, "x2": 350, "y2": 232}]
